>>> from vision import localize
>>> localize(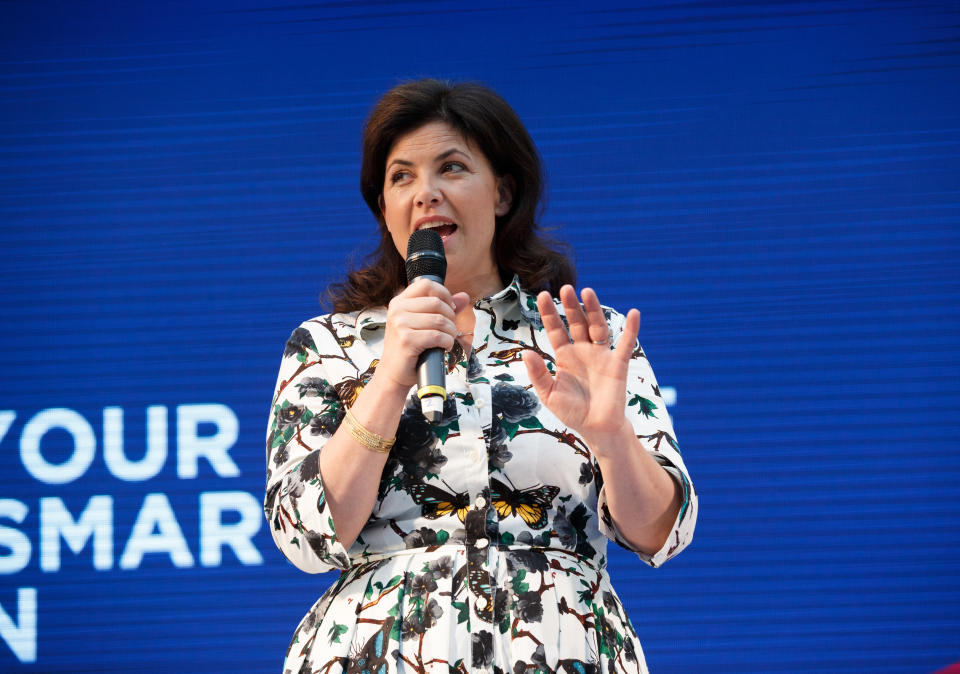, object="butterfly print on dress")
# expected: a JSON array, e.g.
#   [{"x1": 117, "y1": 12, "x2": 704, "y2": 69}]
[{"x1": 490, "y1": 477, "x2": 560, "y2": 529}]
